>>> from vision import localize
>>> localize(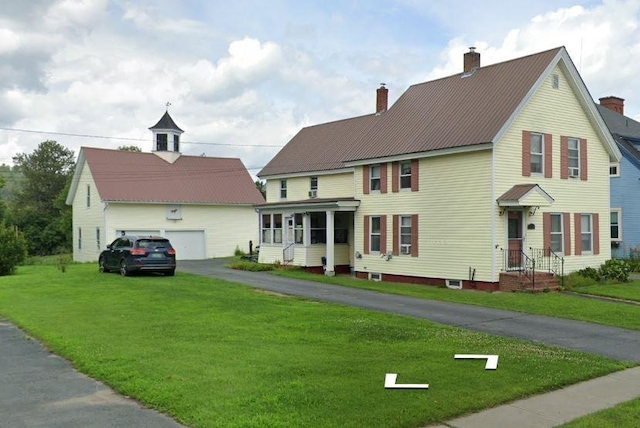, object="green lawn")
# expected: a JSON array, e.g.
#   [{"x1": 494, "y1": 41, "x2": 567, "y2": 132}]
[
  {"x1": 568, "y1": 282, "x2": 640, "y2": 303},
  {"x1": 560, "y1": 397, "x2": 640, "y2": 427},
  {"x1": 0, "y1": 264, "x2": 632, "y2": 427},
  {"x1": 270, "y1": 270, "x2": 640, "y2": 331}
]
